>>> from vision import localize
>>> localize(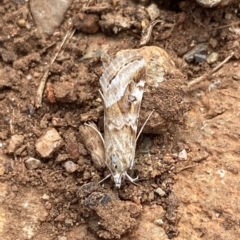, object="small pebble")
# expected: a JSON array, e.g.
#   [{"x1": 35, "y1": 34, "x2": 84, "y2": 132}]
[
  {"x1": 56, "y1": 153, "x2": 69, "y2": 163},
  {"x1": 42, "y1": 194, "x2": 50, "y2": 200},
  {"x1": 146, "y1": 3, "x2": 160, "y2": 20},
  {"x1": 184, "y1": 43, "x2": 207, "y2": 63},
  {"x1": 12, "y1": 185, "x2": 18, "y2": 192},
  {"x1": 225, "y1": 13, "x2": 232, "y2": 20},
  {"x1": 207, "y1": 52, "x2": 218, "y2": 64},
  {"x1": 194, "y1": 53, "x2": 207, "y2": 63},
  {"x1": 58, "y1": 237, "x2": 67, "y2": 240},
  {"x1": 26, "y1": 74, "x2": 32, "y2": 80},
  {"x1": 155, "y1": 187, "x2": 166, "y2": 197},
  {"x1": 209, "y1": 38, "x2": 218, "y2": 48},
  {"x1": 55, "y1": 213, "x2": 65, "y2": 222},
  {"x1": 35, "y1": 128, "x2": 63, "y2": 158},
  {"x1": 17, "y1": 19, "x2": 26, "y2": 27},
  {"x1": 65, "y1": 218, "x2": 73, "y2": 226},
  {"x1": 45, "y1": 201, "x2": 52, "y2": 210},
  {"x1": 148, "y1": 191, "x2": 155, "y2": 201},
  {"x1": 154, "y1": 219, "x2": 164, "y2": 226},
  {"x1": 63, "y1": 161, "x2": 78, "y2": 173},
  {"x1": 83, "y1": 170, "x2": 91, "y2": 180},
  {"x1": 8, "y1": 134, "x2": 24, "y2": 153},
  {"x1": 178, "y1": 149, "x2": 188, "y2": 160},
  {"x1": 25, "y1": 157, "x2": 41, "y2": 169},
  {"x1": 232, "y1": 72, "x2": 240, "y2": 81}
]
